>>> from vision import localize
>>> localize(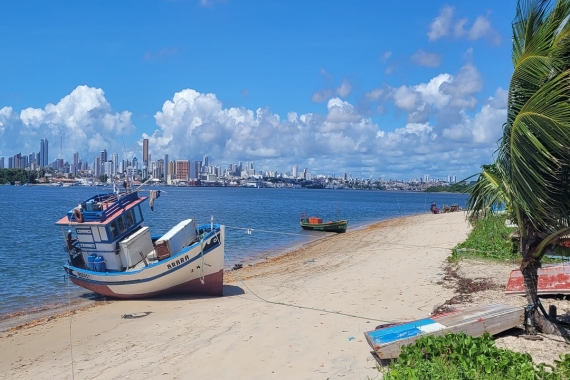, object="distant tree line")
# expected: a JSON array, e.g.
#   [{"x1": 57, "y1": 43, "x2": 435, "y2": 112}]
[
  {"x1": 0, "y1": 169, "x2": 37, "y2": 185},
  {"x1": 425, "y1": 181, "x2": 472, "y2": 193}
]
